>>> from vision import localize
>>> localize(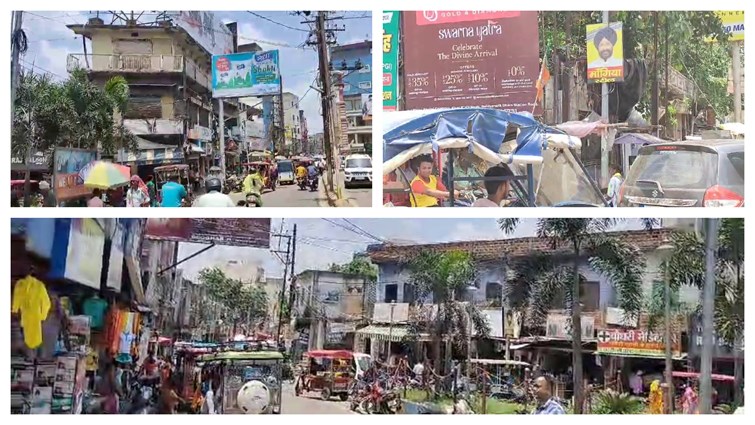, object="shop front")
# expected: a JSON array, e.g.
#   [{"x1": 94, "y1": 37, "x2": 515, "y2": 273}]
[{"x1": 11, "y1": 218, "x2": 150, "y2": 415}]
